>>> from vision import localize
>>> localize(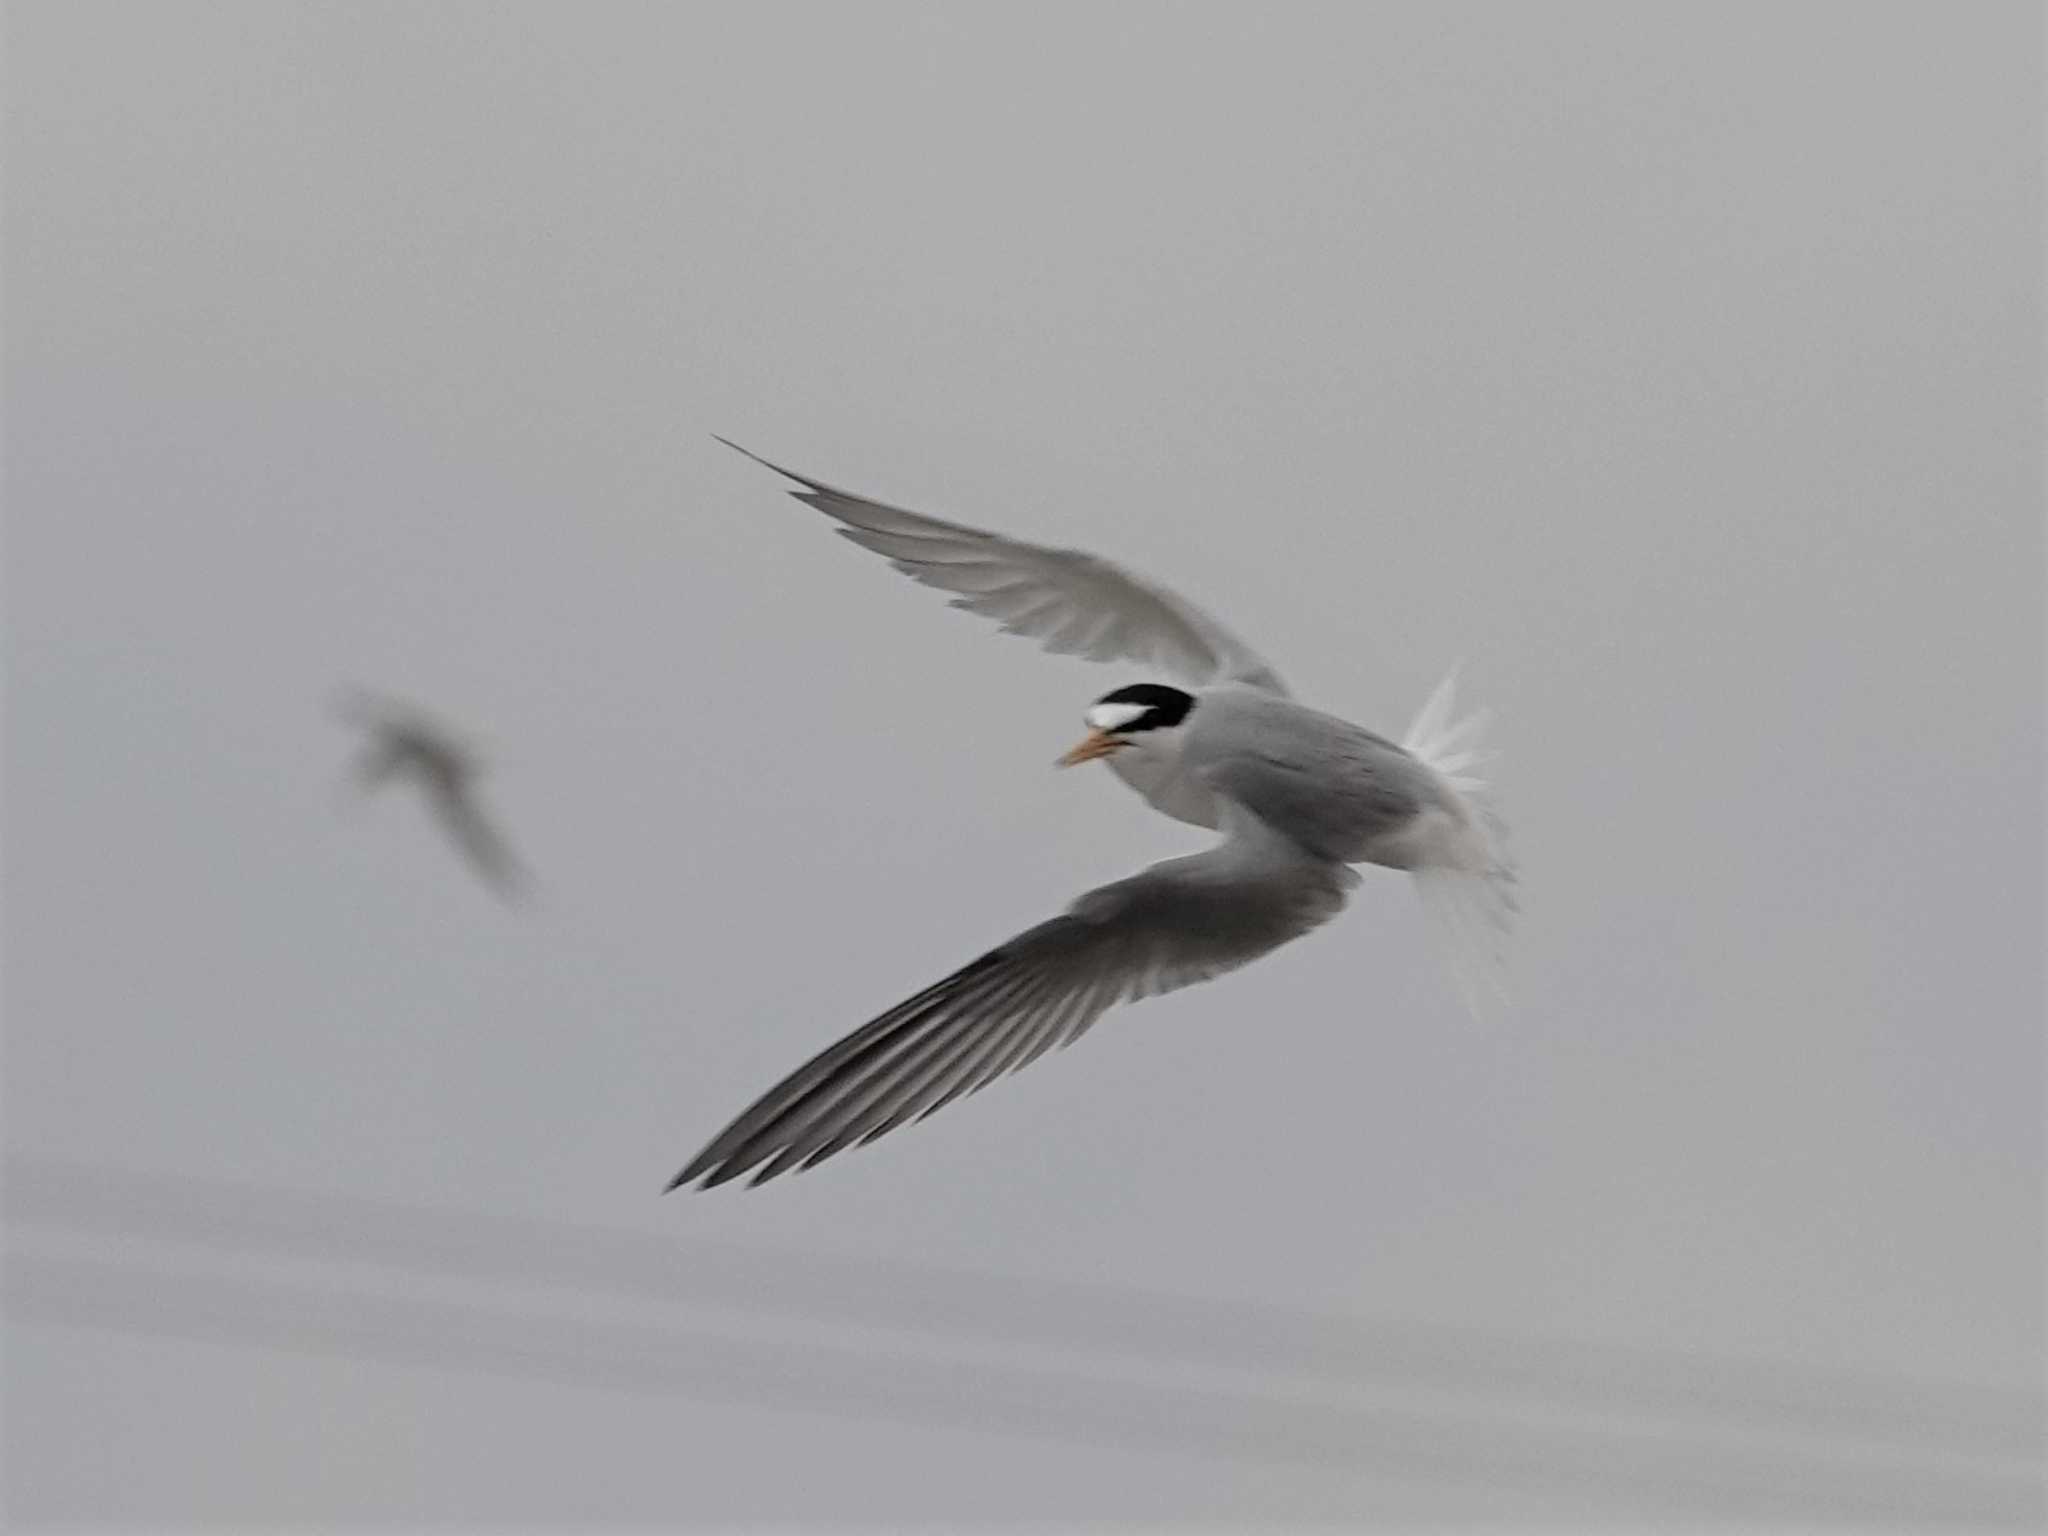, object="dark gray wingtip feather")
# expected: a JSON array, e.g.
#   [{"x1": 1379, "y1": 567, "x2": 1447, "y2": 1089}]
[
  {"x1": 669, "y1": 1133, "x2": 787, "y2": 1190},
  {"x1": 665, "y1": 1150, "x2": 729, "y2": 1192},
  {"x1": 711, "y1": 434, "x2": 826, "y2": 494},
  {"x1": 711, "y1": 435, "x2": 915, "y2": 514}
]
